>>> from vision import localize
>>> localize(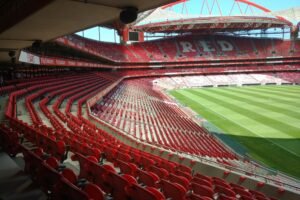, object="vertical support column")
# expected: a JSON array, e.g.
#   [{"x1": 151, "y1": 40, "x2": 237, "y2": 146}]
[
  {"x1": 98, "y1": 26, "x2": 101, "y2": 41},
  {"x1": 114, "y1": 30, "x2": 117, "y2": 43},
  {"x1": 291, "y1": 25, "x2": 299, "y2": 40},
  {"x1": 139, "y1": 32, "x2": 144, "y2": 42},
  {"x1": 121, "y1": 27, "x2": 129, "y2": 44}
]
